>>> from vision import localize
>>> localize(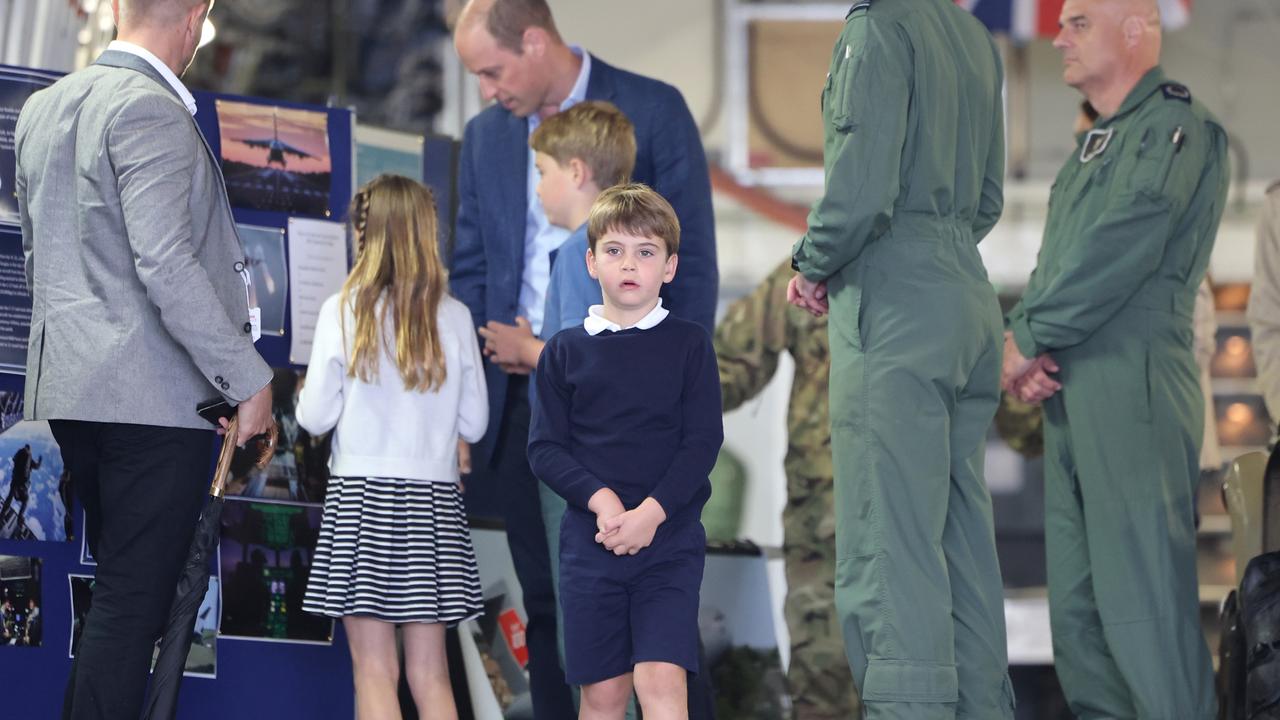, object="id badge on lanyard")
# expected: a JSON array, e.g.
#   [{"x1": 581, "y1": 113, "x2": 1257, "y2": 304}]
[{"x1": 238, "y1": 264, "x2": 262, "y2": 342}]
